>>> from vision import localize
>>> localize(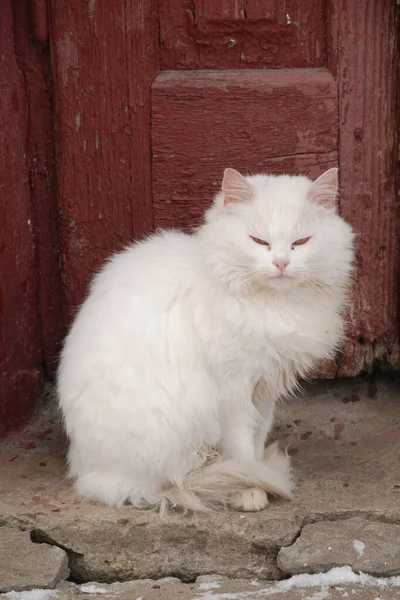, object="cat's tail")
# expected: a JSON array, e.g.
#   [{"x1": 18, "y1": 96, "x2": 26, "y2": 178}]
[{"x1": 159, "y1": 442, "x2": 294, "y2": 513}]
